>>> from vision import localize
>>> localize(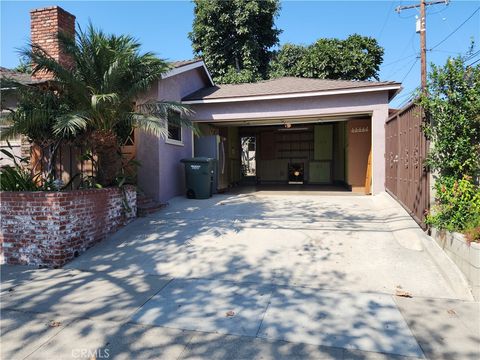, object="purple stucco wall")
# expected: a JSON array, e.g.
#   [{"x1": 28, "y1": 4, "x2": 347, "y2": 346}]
[
  {"x1": 189, "y1": 91, "x2": 391, "y2": 195},
  {"x1": 137, "y1": 67, "x2": 210, "y2": 202}
]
